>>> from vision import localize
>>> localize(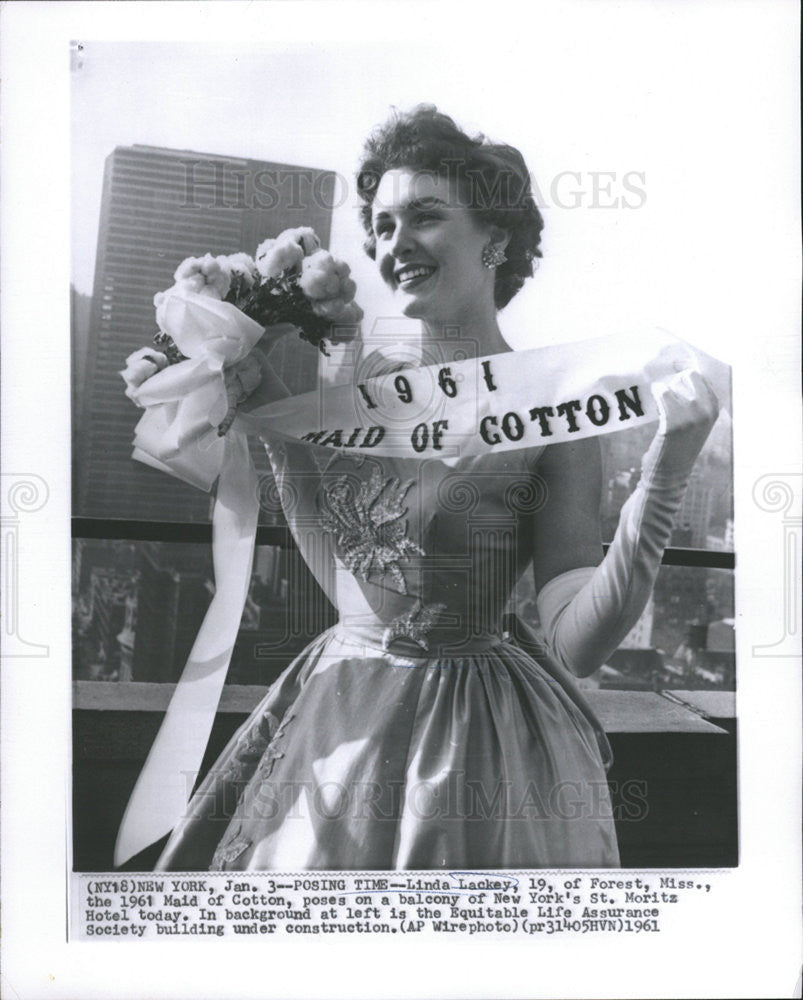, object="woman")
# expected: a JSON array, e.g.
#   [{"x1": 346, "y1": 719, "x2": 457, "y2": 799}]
[{"x1": 156, "y1": 106, "x2": 718, "y2": 871}]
